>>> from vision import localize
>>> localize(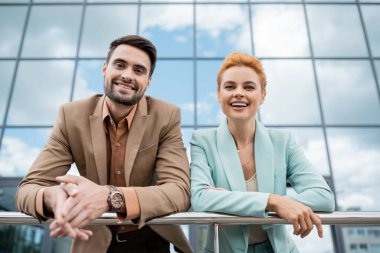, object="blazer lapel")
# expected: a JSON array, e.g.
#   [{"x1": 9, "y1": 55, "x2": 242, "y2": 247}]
[
  {"x1": 89, "y1": 95, "x2": 108, "y2": 185},
  {"x1": 124, "y1": 96, "x2": 150, "y2": 185},
  {"x1": 216, "y1": 119, "x2": 246, "y2": 191},
  {"x1": 255, "y1": 120, "x2": 274, "y2": 193}
]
